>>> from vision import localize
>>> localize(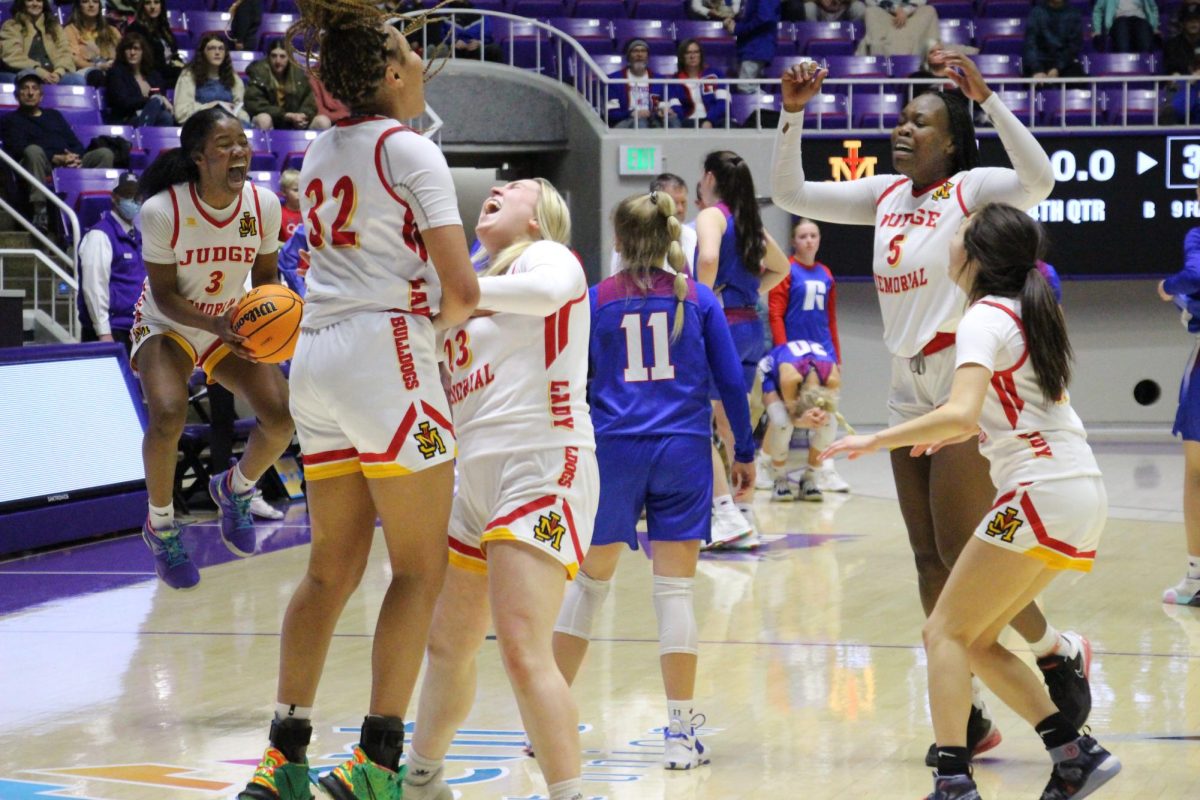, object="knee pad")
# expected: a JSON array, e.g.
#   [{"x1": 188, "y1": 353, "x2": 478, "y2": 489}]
[
  {"x1": 763, "y1": 420, "x2": 794, "y2": 461},
  {"x1": 553, "y1": 571, "x2": 611, "y2": 641},
  {"x1": 653, "y1": 575, "x2": 698, "y2": 656},
  {"x1": 810, "y1": 417, "x2": 838, "y2": 452}
]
